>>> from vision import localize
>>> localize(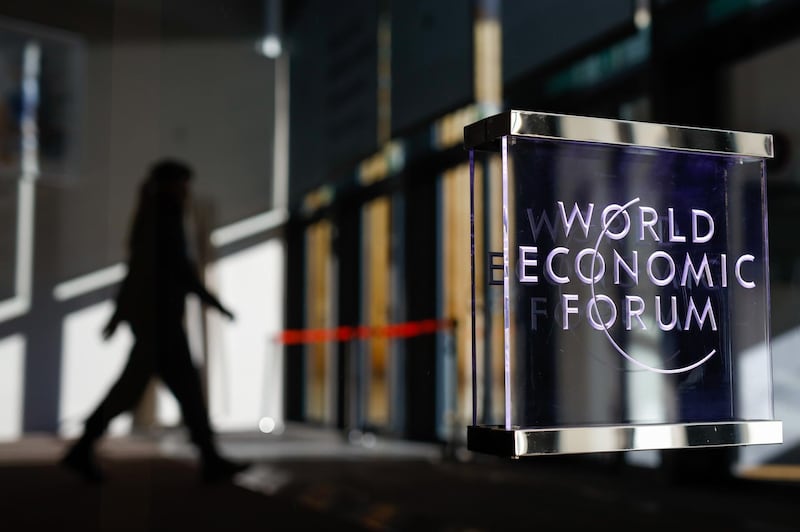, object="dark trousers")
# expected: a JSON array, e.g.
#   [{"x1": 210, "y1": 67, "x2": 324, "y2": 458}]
[{"x1": 79, "y1": 324, "x2": 218, "y2": 460}]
